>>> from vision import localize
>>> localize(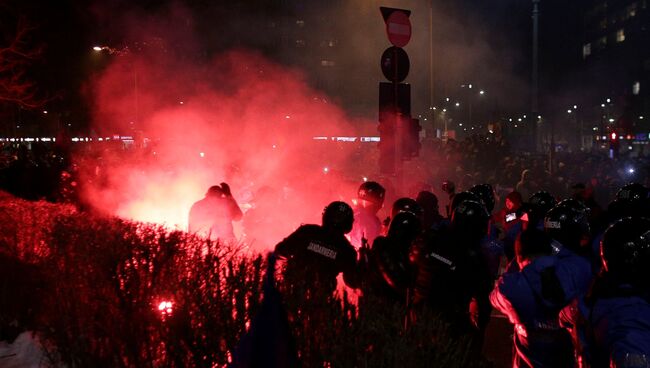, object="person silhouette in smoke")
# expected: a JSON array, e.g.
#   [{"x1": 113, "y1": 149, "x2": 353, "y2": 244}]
[
  {"x1": 349, "y1": 181, "x2": 386, "y2": 249},
  {"x1": 188, "y1": 183, "x2": 243, "y2": 242}
]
